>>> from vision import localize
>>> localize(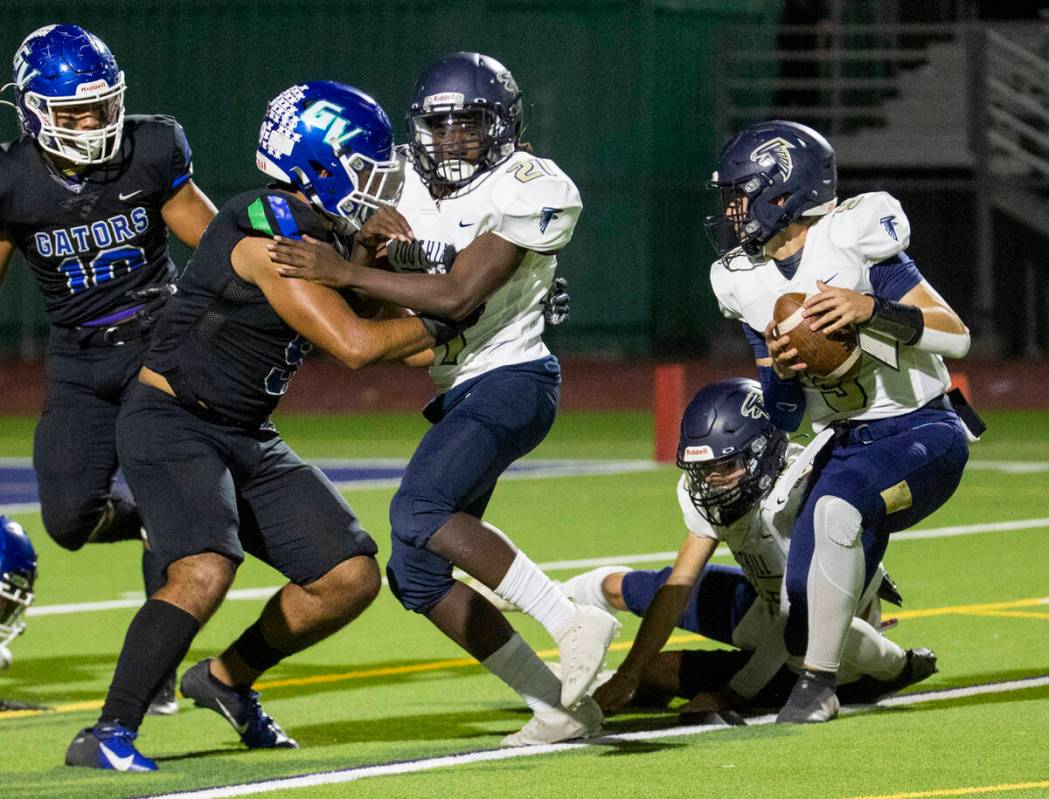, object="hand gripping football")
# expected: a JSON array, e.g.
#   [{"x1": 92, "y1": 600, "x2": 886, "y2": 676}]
[{"x1": 772, "y1": 292, "x2": 861, "y2": 380}]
